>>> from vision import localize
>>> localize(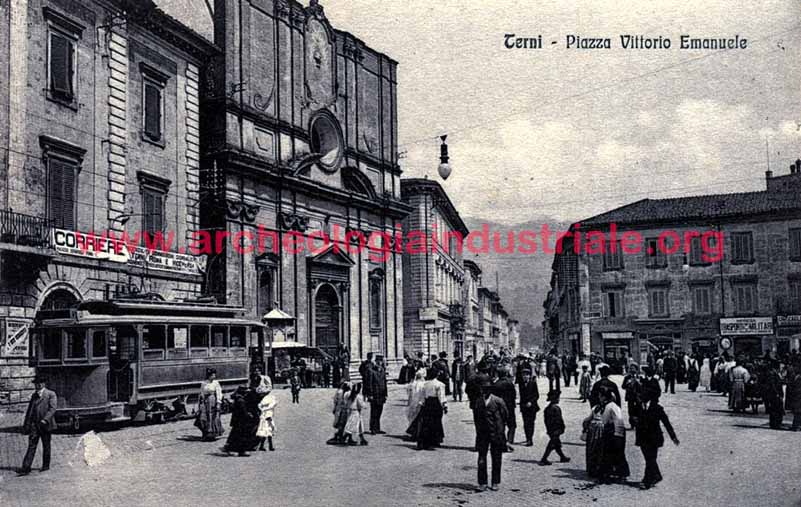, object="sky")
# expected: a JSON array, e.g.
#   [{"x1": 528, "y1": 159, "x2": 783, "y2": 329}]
[{"x1": 160, "y1": 0, "x2": 801, "y2": 225}]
